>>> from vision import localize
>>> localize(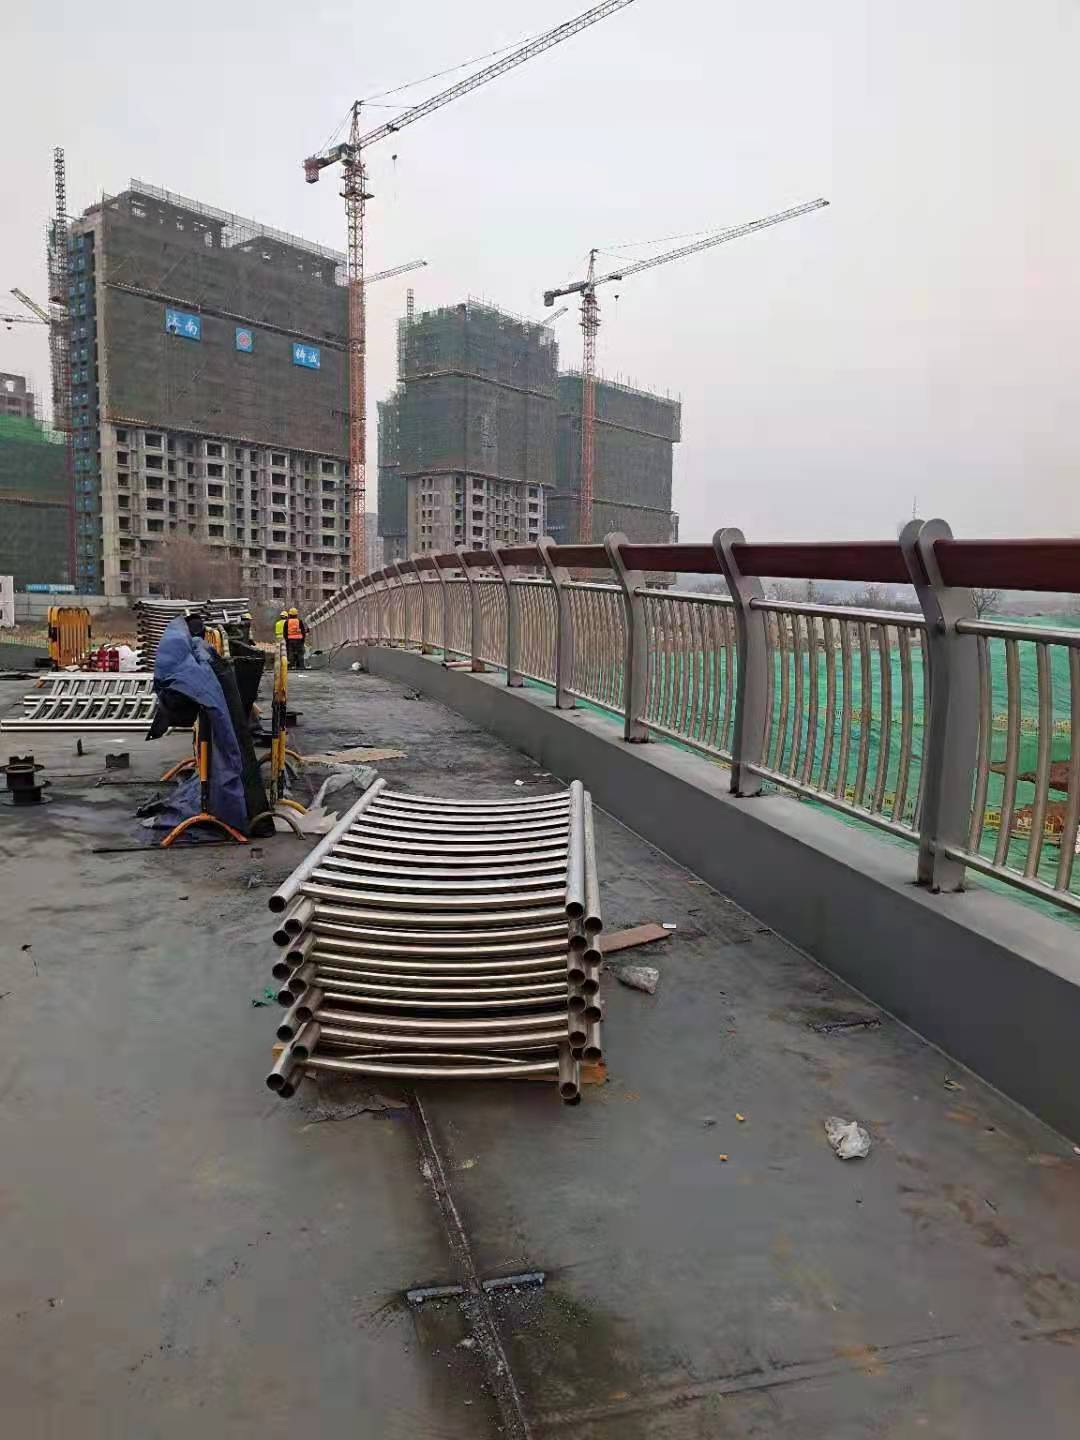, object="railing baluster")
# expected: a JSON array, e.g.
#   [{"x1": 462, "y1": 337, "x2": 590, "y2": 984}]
[
  {"x1": 872, "y1": 622, "x2": 892, "y2": 814},
  {"x1": 819, "y1": 616, "x2": 837, "y2": 792},
  {"x1": 994, "y1": 638, "x2": 1022, "y2": 867},
  {"x1": 893, "y1": 626, "x2": 913, "y2": 824},
  {"x1": 1025, "y1": 642, "x2": 1053, "y2": 879},
  {"x1": 1055, "y1": 649, "x2": 1080, "y2": 892}
]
